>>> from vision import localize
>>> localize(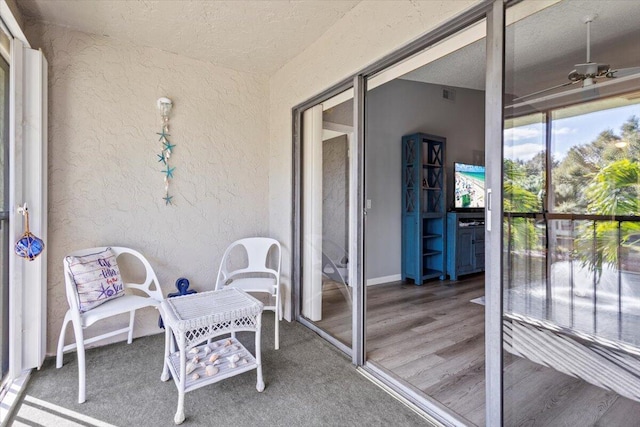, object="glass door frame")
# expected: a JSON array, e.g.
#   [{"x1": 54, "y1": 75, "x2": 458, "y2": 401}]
[
  {"x1": 292, "y1": 78, "x2": 356, "y2": 357},
  {"x1": 484, "y1": 1, "x2": 504, "y2": 425},
  {"x1": 0, "y1": 52, "x2": 9, "y2": 382},
  {"x1": 292, "y1": 0, "x2": 505, "y2": 424}
]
